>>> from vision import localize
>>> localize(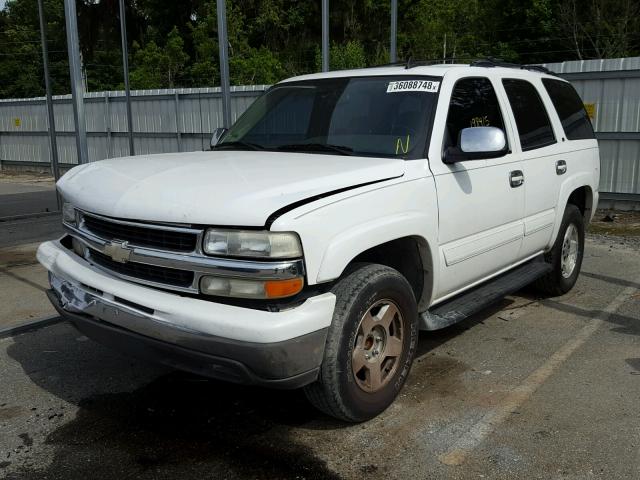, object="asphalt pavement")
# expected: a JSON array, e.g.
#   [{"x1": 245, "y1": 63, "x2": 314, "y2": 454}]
[
  {"x1": 0, "y1": 177, "x2": 59, "y2": 219},
  {"x1": 0, "y1": 175, "x2": 62, "y2": 248},
  {"x1": 1, "y1": 235, "x2": 639, "y2": 480},
  {"x1": 0, "y1": 181, "x2": 63, "y2": 332},
  {"x1": 0, "y1": 216, "x2": 63, "y2": 249}
]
